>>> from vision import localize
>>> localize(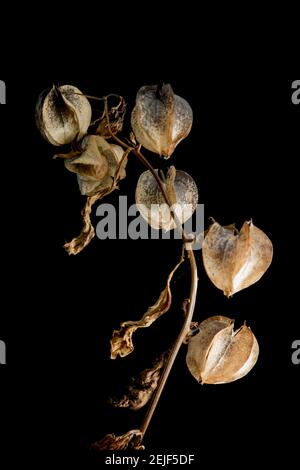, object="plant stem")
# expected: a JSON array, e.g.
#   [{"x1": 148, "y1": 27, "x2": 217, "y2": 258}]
[
  {"x1": 104, "y1": 96, "x2": 198, "y2": 444},
  {"x1": 140, "y1": 248, "x2": 198, "y2": 438}
]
